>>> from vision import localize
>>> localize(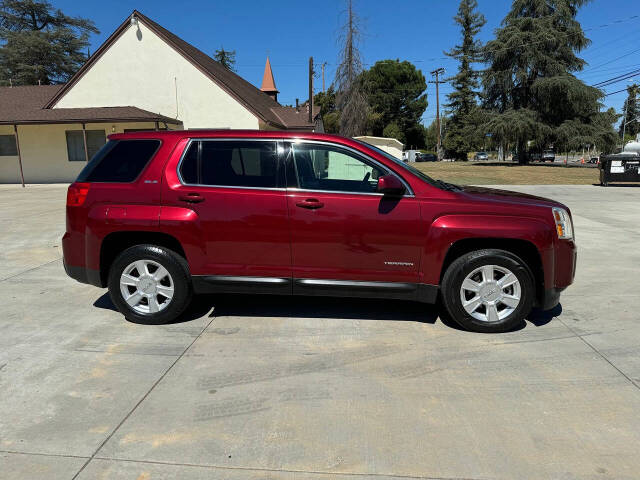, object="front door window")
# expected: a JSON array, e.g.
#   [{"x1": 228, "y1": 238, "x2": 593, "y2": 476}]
[{"x1": 291, "y1": 143, "x2": 386, "y2": 194}]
